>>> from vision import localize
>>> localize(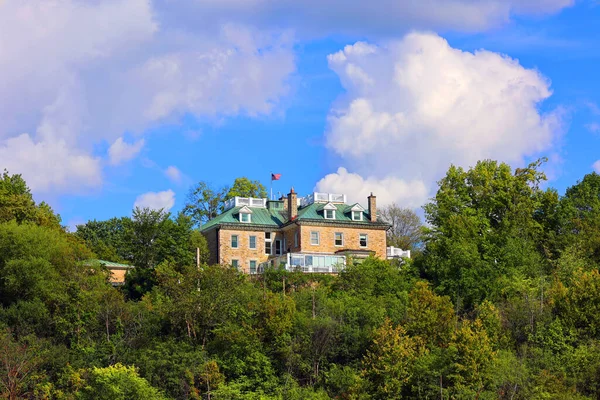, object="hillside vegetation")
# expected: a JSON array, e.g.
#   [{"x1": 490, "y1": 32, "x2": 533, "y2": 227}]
[{"x1": 3, "y1": 160, "x2": 600, "y2": 399}]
